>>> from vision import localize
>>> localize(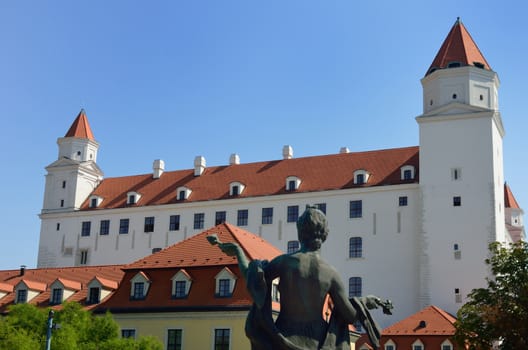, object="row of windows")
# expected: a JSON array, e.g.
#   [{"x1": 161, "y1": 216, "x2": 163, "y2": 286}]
[
  {"x1": 379, "y1": 340, "x2": 454, "y2": 350},
  {"x1": 78, "y1": 204, "x2": 326, "y2": 236},
  {"x1": 16, "y1": 285, "x2": 104, "y2": 305},
  {"x1": 121, "y1": 328, "x2": 230, "y2": 350}
]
